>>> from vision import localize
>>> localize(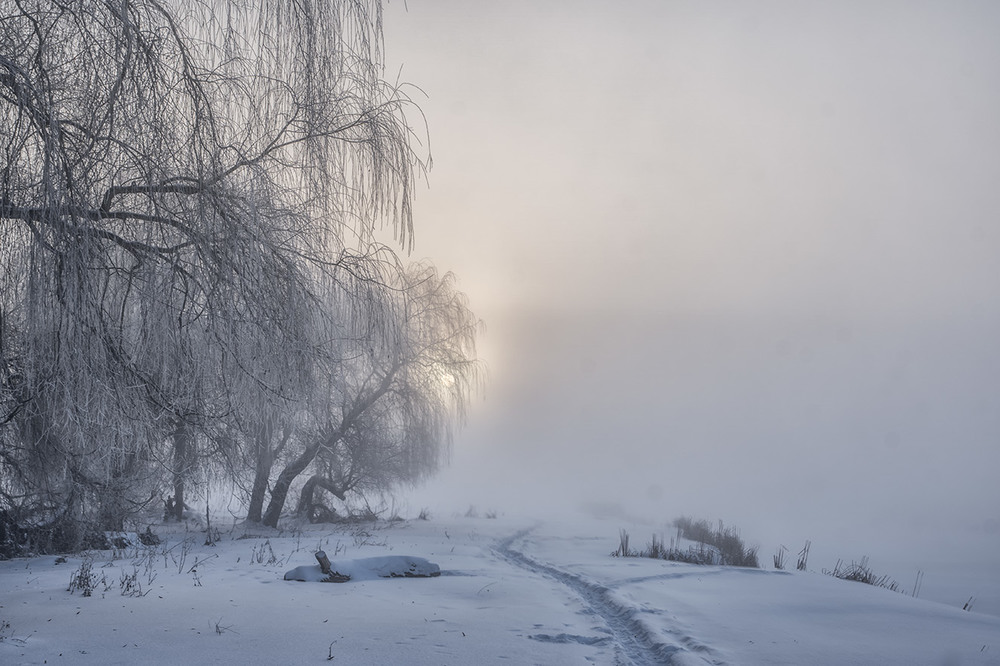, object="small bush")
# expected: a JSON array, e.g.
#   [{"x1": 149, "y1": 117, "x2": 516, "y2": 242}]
[
  {"x1": 613, "y1": 529, "x2": 636, "y2": 557},
  {"x1": 797, "y1": 540, "x2": 811, "y2": 571},
  {"x1": 249, "y1": 539, "x2": 281, "y2": 566},
  {"x1": 774, "y1": 545, "x2": 788, "y2": 570},
  {"x1": 613, "y1": 518, "x2": 760, "y2": 568},
  {"x1": 119, "y1": 566, "x2": 149, "y2": 597},
  {"x1": 824, "y1": 556, "x2": 900, "y2": 592},
  {"x1": 611, "y1": 529, "x2": 732, "y2": 566},
  {"x1": 138, "y1": 526, "x2": 161, "y2": 546},
  {"x1": 674, "y1": 517, "x2": 759, "y2": 568},
  {"x1": 1, "y1": 509, "x2": 110, "y2": 558},
  {"x1": 68, "y1": 555, "x2": 110, "y2": 596},
  {"x1": 646, "y1": 533, "x2": 668, "y2": 559}
]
